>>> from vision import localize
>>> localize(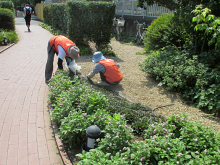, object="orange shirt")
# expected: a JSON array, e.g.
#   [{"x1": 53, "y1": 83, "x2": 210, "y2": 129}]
[
  {"x1": 98, "y1": 59, "x2": 123, "y2": 83},
  {"x1": 49, "y1": 35, "x2": 75, "y2": 54}
]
